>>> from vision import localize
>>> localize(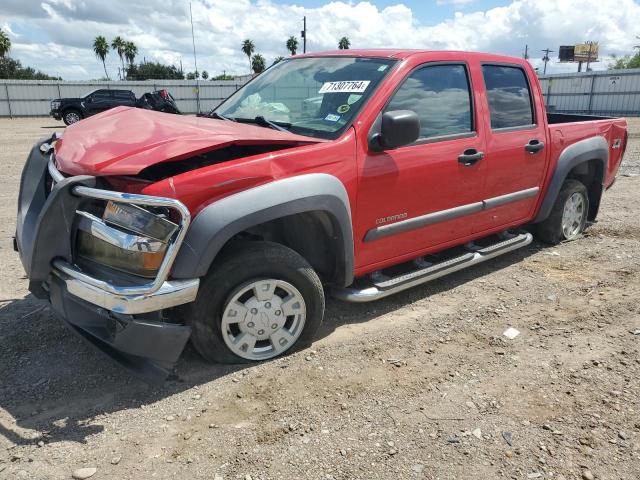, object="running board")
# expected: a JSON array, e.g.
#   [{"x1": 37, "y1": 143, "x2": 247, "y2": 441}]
[{"x1": 333, "y1": 231, "x2": 533, "y2": 303}]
